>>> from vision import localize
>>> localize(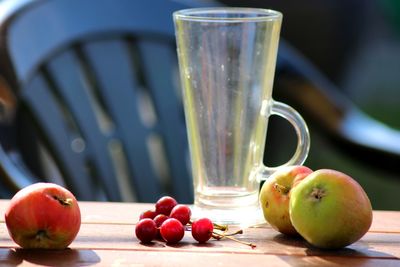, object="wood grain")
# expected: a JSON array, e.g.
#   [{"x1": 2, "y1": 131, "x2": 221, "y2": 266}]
[{"x1": 0, "y1": 200, "x2": 399, "y2": 266}]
